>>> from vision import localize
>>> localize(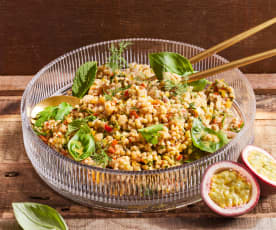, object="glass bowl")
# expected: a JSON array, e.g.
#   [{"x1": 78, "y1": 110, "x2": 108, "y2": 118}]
[{"x1": 21, "y1": 38, "x2": 256, "y2": 212}]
